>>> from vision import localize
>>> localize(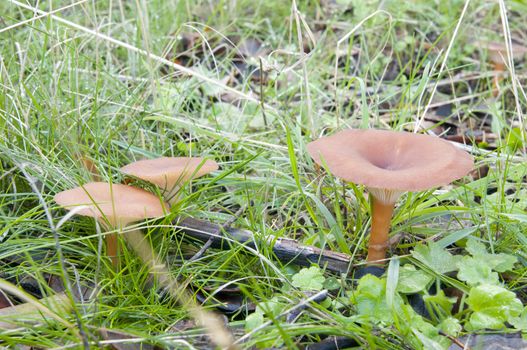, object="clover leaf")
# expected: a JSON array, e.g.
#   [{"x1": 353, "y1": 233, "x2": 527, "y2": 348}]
[
  {"x1": 351, "y1": 275, "x2": 395, "y2": 323},
  {"x1": 465, "y1": 237, "x2": 517, "y2": 273},
  {"x1": 397, "y1": 264, "x2": 433, "y2": 294},
  {"x1": 291, "y1": 266, "x2": 325, "y2": 291},
  {"x1": 510, "y1": 307, "x2": 527, "y2": 331},
  {"x1": 438, "y1": 317, "x2": 461, "y2": 337},
  {"x1": 412, "y1": 242, "x2": 461, "y2": 274},
  {"x1": 245, "y1": 312, "x2": 264, "y2": 331},
  {"x1": 457, "y1": 256, "x2": 500, "y2": 286}
]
